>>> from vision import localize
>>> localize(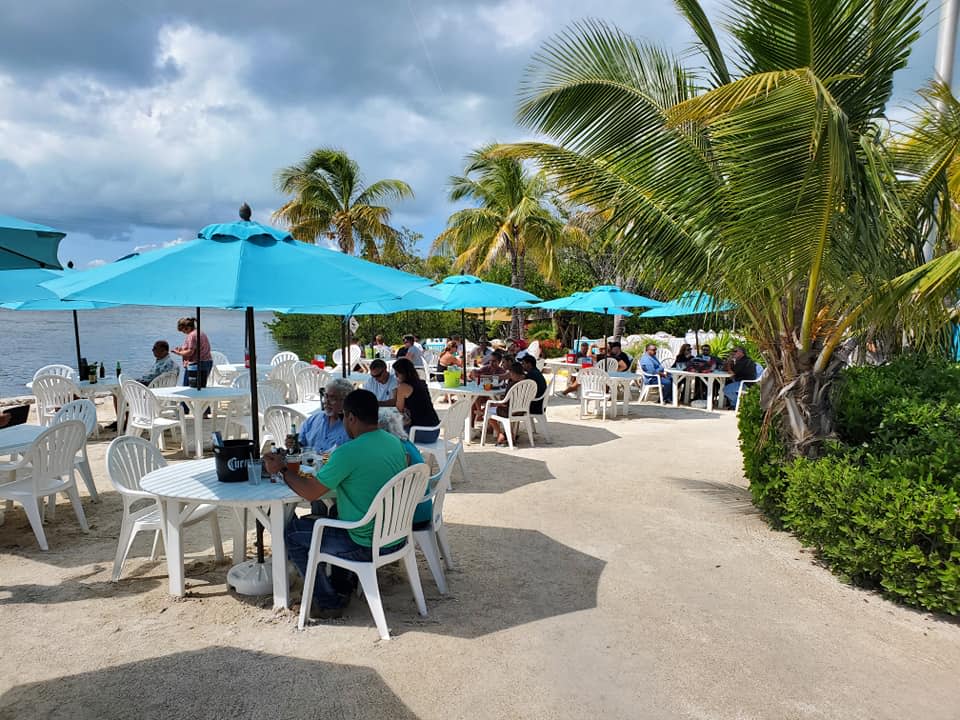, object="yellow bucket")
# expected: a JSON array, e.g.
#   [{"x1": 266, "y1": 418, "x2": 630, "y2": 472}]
[{"x1": 443, "y1": 369, "x2": 462, "y2": 387}]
